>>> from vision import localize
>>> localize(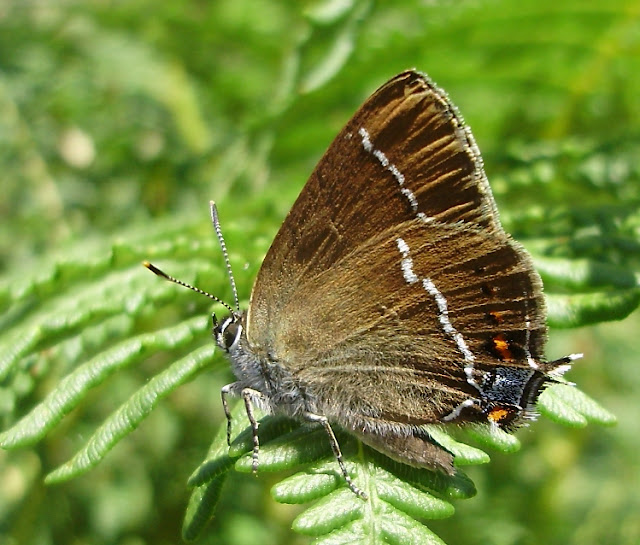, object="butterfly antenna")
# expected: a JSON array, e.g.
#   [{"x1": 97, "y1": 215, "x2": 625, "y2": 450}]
[
  {"x1": 143, "y1": 261, "x2": 235, "y2": 314},
  {"x1": 210, "y1": 201, "x2": 240, "y2": 311}
]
